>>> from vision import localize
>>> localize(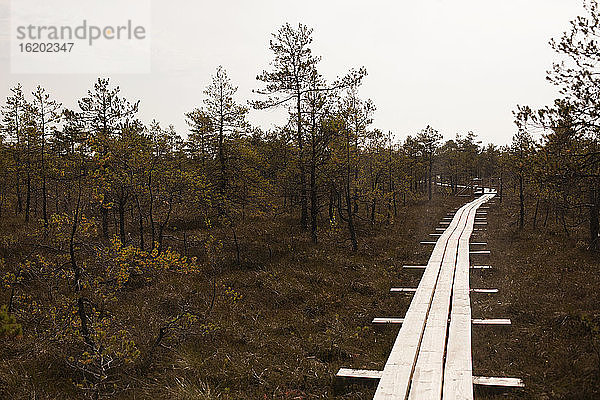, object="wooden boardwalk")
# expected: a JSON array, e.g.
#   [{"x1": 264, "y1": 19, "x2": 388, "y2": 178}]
[{"x1": 372, "y1": 193, "x2": 495, "y2": 399}]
